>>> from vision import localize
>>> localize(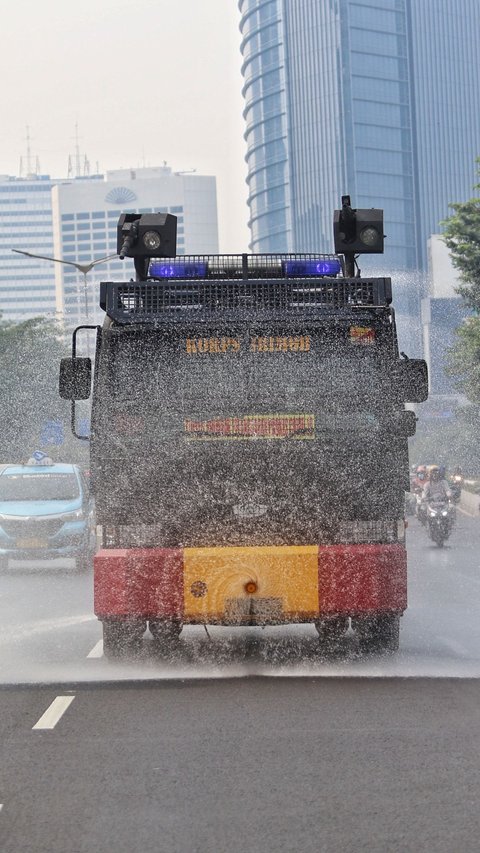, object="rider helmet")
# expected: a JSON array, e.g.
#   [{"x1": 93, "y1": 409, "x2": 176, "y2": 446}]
[{"x1": 429, "y1": 465, "x2": 441, "y2": 481}]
